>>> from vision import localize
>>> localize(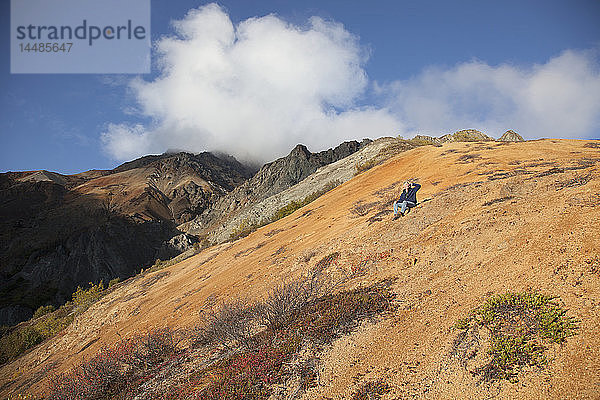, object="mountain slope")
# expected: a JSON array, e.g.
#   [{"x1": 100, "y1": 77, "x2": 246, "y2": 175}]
[
  {"x1": 80, "y1": 151, "x2": 254, "y2": 223},
  {"x1": 1, "y1": 139, "x2": 599, "y2": 398},
  {"x1": 184, "y1": 140, "x2": 370, "y2": 238},
  {"x1": 0, "y1": 152, "x2": 253, "y2": 325}
]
